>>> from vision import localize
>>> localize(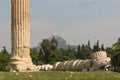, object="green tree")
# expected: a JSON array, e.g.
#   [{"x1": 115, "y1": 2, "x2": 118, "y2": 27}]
[
  {"x1": 106, "y1": 47, "x2": 114, "y2": 57},
  {"x1": 101, "y1": 44, "x2": 105, "y2": 51},
  {"x1": 88, "y1": 40, "x2": 91, "y2": 50},
  {"x1": 66, "y1": 47, "x2": 76, "y2": 59},
  {"x1": 41, "y1": 38, "x2": 64, "y2": 64},
  {"x1": 49, "y1": 50, "x2": 63, "y2": 64},
  {"x1": 0, "y1": 47, "x2": 10, "y2": 71},
  {"x1": 2, "y1": 46, "x2": 9, "y2": 54},
  {"x1": 93, "y1": 40, "x2": 100, "y2": 52},
  {"x1": 76, "y1": 45, "x2": 81, "y2": 59},
  {"x1": 30, "y1": 48, "x2": 39, "y2": 65},
  {"x1": 36, "y1": 48, "x2": 45, "y2": 65},
  {"x1": 81, "y1": 45, "x2": 92, "y2": 59},
  {"x1": 41, "y1": 39, "x2": 51, "y2": 63},
  {"x1": 60, "y1": 48, "x2": 71, "y2": 60},
  {"x1": 111, "y1": 38, "x2": 120, "y2": 70},
  {"x1": 50, "y1": 36, "x2": 58, "y2": 50}
]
